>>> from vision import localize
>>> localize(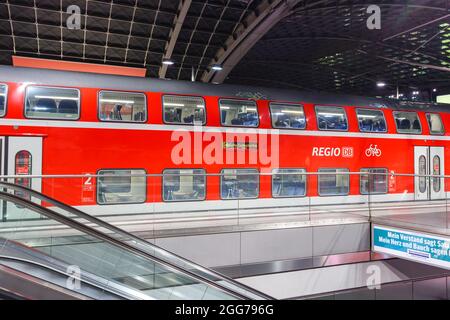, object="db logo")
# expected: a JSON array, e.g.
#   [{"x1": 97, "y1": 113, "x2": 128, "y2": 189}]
[
  {"x1": 365, "y1": 144, "x2": 382, "y2": 157},
  {"x1": 342, "y1": 147, "x2": 354, "y2": 158}
]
